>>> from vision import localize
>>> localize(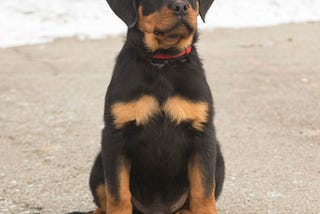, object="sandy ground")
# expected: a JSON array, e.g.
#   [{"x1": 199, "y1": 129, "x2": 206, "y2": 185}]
[{"x1": 0, "y1": 22, "x2": 319, "y2": 214}]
